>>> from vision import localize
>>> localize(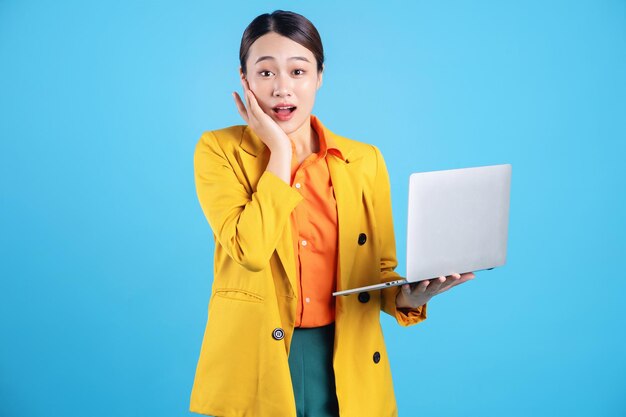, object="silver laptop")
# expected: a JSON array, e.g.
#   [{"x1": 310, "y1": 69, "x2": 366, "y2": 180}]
[{"x1": 333, "y1": 164, "x2": 511, "y2": 296}]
